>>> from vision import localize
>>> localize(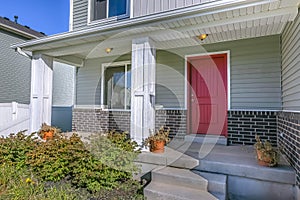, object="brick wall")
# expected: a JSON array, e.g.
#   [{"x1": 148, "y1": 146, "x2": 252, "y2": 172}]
[
  {"x1": 155, "y1": 110, "x2": 187, "y2": 138},
  {"x1": 72, "y1": 108, "x2": 108, "y2": 132},
  {"x1": 72, "y1": 108, "x2": 130, "y2": 133},
  {"x1": 278, "y1": 112, "x2": 300, "y2": 187},
  {"x1": 73, "y1": 108, "x2": 187, "y2": 138},
  {"x1": 108, "y1": 111, "x2": 131, "y2": 132},
  {"x1": 228, "y1": 111, "x2": 278, "y2": 146}
]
